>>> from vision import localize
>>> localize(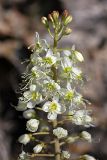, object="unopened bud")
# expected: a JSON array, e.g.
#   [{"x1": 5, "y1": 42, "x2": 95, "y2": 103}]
[
  {"x1": 41, "y1": 17, "x2": 49, "y2": 27},
  {"x1": 64, "y1": 27, "x2": 72, "y2": 35},
  {"x1": 80, "y1": 131, "x2": 92, "y2": 142},
  {"x1": 52, "y1": 11, "x2": 59, "y2": 20},
  {"x1": 48, "y1": 14, "x2": 54, "y2": 23},
  {"x1": 64, "y1": 15, "x2": 72, "y2": 25},
  {"x1": 63, "y1": 10, "x2": 69, "y2": 18}
]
